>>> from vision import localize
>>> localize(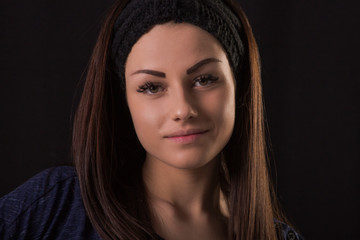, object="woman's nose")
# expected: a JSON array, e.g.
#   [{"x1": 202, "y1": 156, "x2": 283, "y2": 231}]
[{"x1": 171, "y1": 88, "x2": 198, "y2": 122}]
